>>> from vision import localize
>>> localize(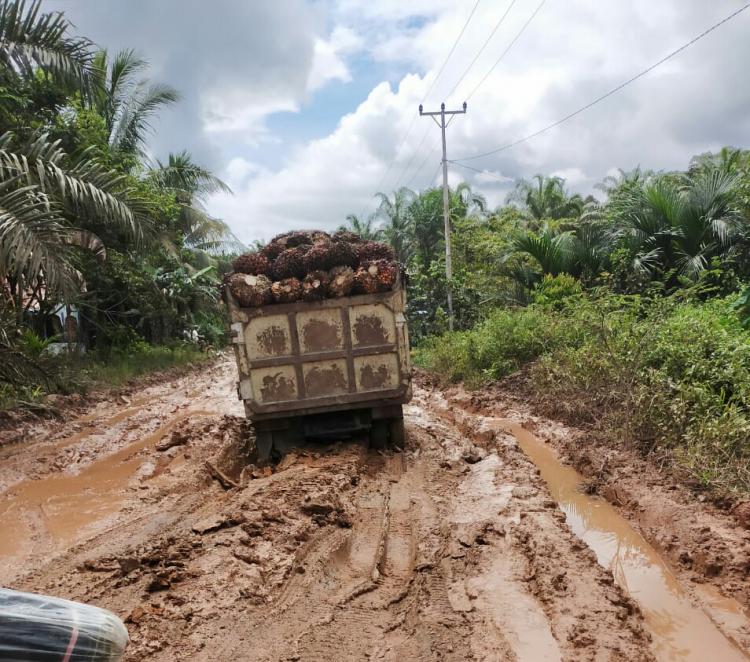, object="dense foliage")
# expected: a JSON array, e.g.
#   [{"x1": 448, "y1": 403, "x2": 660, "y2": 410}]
[
  {"x1": 0, "y1": 0, "x2": 237, "y2": 405},
  {"x1": 375, "y1": 152, "x2": 750, "y2": 494}
]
